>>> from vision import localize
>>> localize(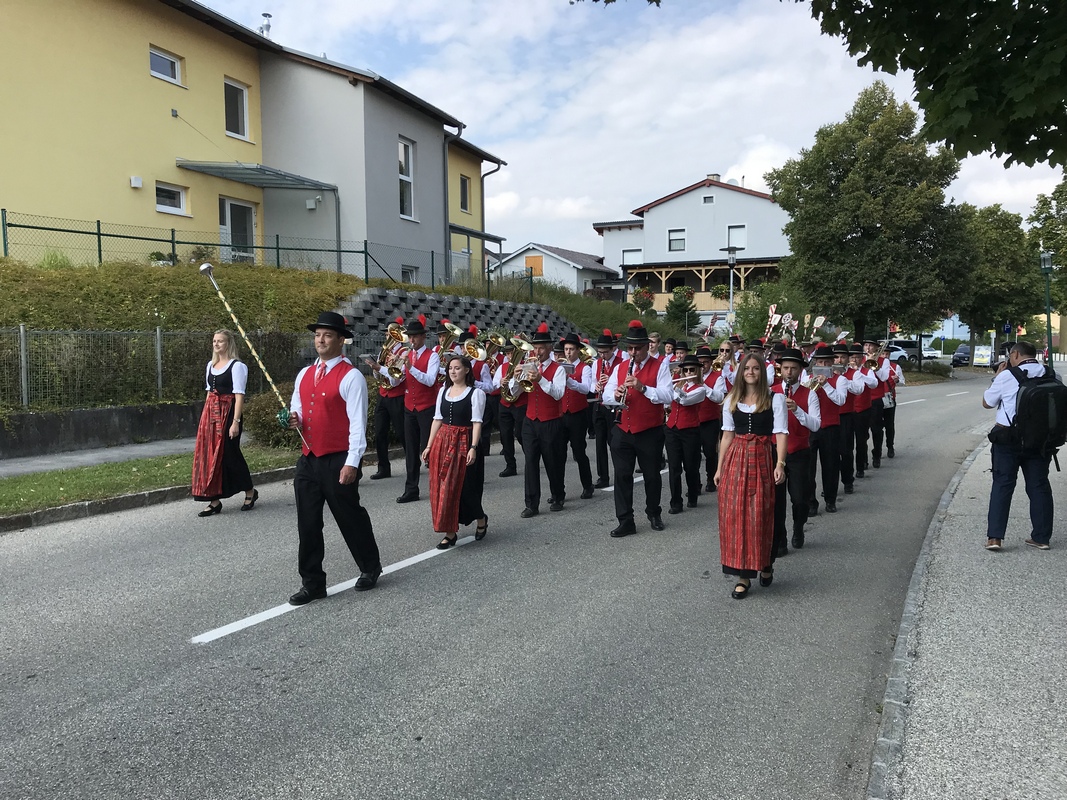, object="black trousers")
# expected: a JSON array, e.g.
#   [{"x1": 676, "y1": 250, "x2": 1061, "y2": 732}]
[
  {"x1": 523, "y1": 417, "x2": 565, "y2": 510},
  {"x1": 403, "y1": 406, "x2": 434, "y2": 495},
  {"x1": 870, "y1": 398, "x2": 885, "y2": 460},
  {"x1": 774, "y1": 448, "x2": 811, "y2": 548},
  {"x1": 295, "y1": 452, "x2": 380, "y2": 592},
  {"x1": 883, "y1": 404, "x2": 897, "y2": 450},
  {"x1": 808, "y1": 424, "x2": 841, "y2": 506},
  {"x1": 854, "y1": 407, "x2": 872, "y2": 473},
  {"x1": 372, "y1": 394, "x2": 405, "y2": 472},
  {"x1": 497, "y1": 403, "x2": 526, "y2": 470},
  {"x1": 561, "y1": 408, "x2": 594, "y2": 492},
  {"x1": 610, "y1": 425, "x2": 665, "y2": 523},
  {"x1": 592, "y1": 403, "x2": 614, "y2": 483},
  {"x1": 483, "y1": 393, "x2": 500, "y2": 448},
  {"x1": 665, "y1": 425, "x2": 702, "y2": 508},
  {"x1": 699, "y1": 418, "x2": 722, "y2": 486},
  {"x1": 839, "y1": 412, "x2": 856, "y2": 487}
]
